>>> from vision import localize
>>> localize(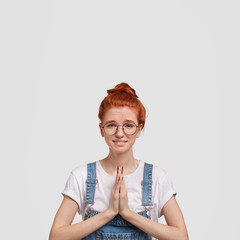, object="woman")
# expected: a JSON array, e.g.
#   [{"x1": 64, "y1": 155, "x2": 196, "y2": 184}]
[{"x1": 49, "y1": 83, "x2": 188, "y2": 240}]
